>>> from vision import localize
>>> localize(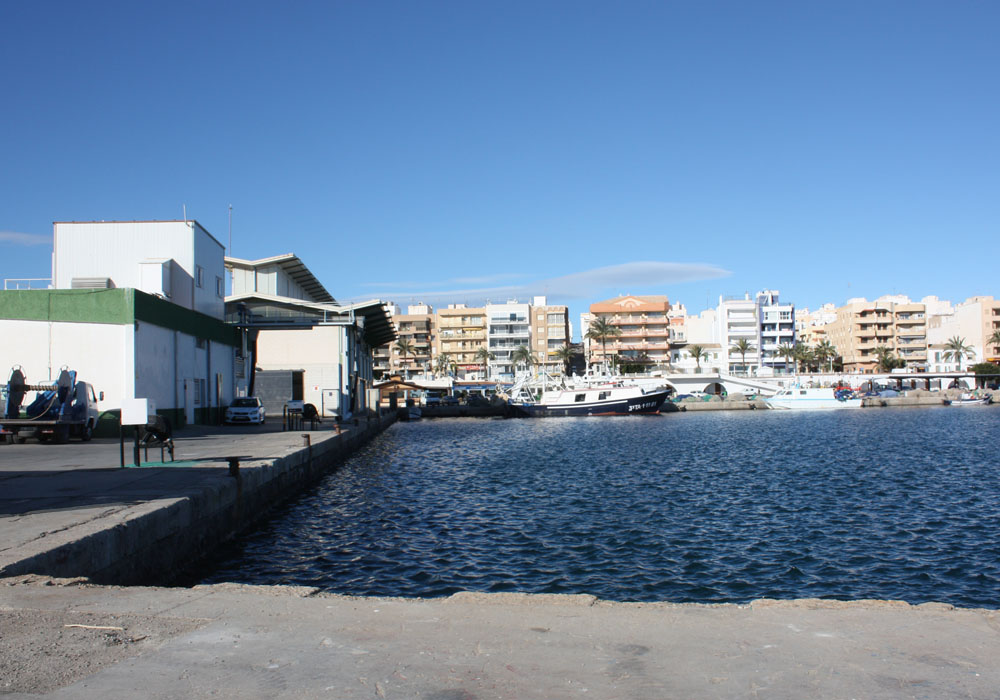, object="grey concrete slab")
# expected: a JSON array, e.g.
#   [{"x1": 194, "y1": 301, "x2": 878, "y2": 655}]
[
  {"x1": 0, "y1": 418, "x2": 381, "y2": 580},
  {"x1": 2, "y1": 578, "x2": 998, "y2": 699}
]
